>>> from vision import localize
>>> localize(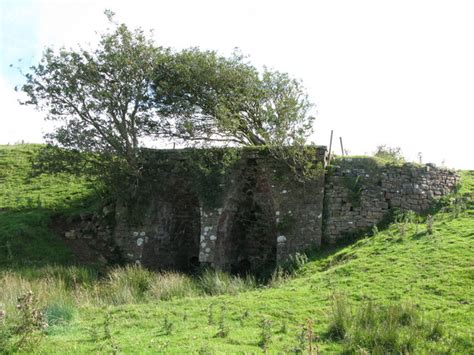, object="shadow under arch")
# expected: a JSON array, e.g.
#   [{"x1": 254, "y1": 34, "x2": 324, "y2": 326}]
[
  {"x1": 141, "y1": 179, "x2": 201, "y2": 272},
  {"x1": 213, "y1": 158, "x2": 278, "y2": 278}
]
